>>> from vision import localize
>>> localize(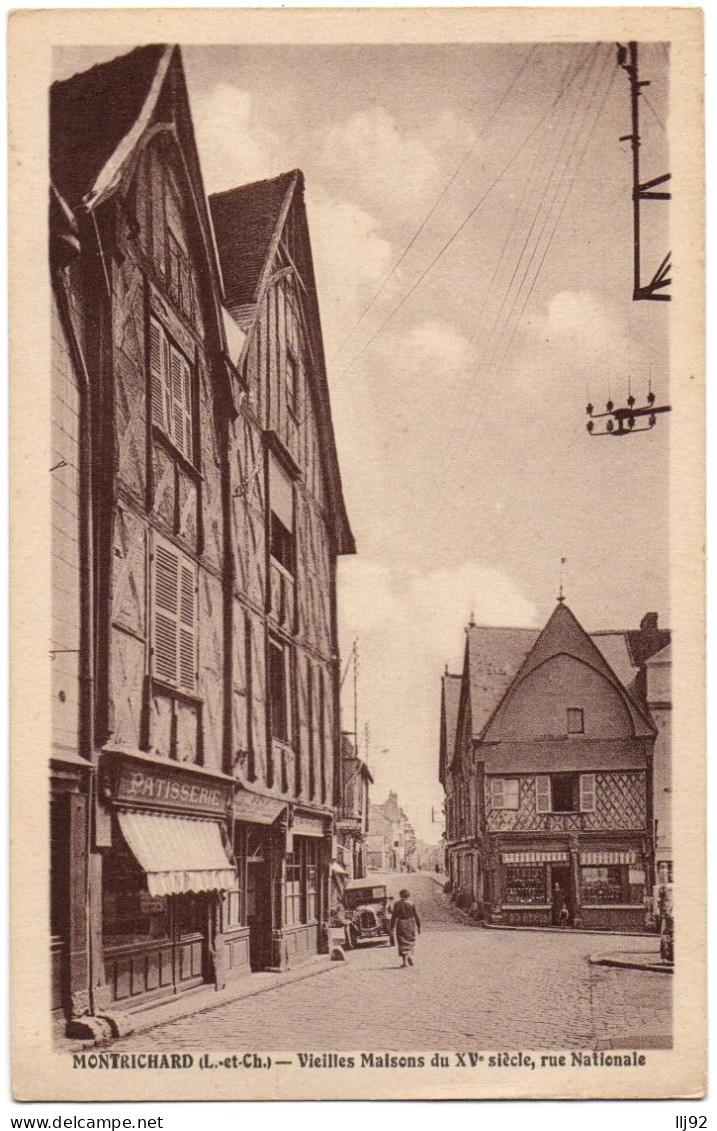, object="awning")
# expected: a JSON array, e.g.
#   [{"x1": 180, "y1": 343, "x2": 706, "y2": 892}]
[
  {"x1": 501, "y1": 851, "x2": 569, "y2": 864},
  {"x1": 233, "y1": 790, "x2": 286, "y2": 825},
  {"x1": 580, "y1": 850, "x2": 639, "y2": 866},
  {"x1": 331, "y1": 861, "x2": 348, "y2": 876},
  {"x1": 118, "y1": 810, "x2": 236, "y2": 897}
]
